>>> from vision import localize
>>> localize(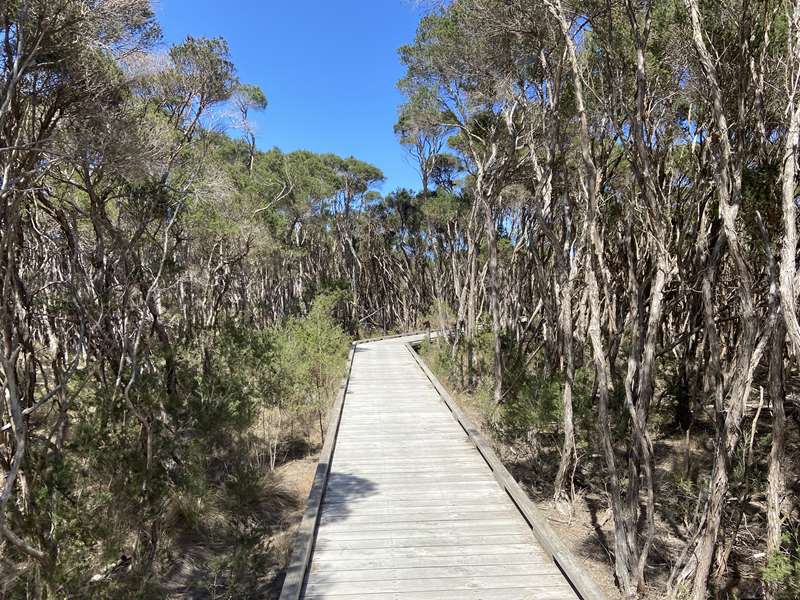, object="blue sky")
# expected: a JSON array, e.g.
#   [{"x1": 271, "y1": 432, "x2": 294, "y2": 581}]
[{"x1": 155, "y1": 1, "x2": 425, "y2": 192}]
